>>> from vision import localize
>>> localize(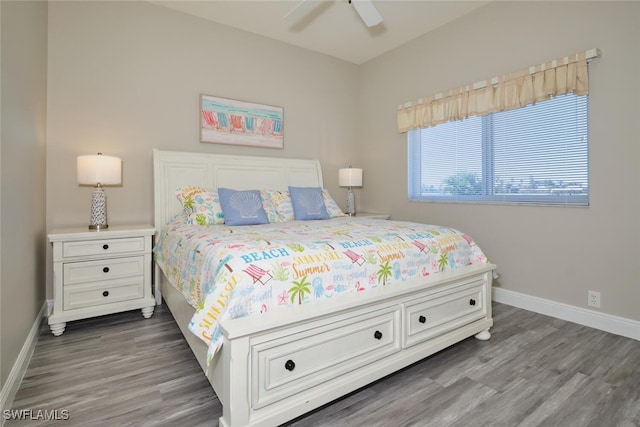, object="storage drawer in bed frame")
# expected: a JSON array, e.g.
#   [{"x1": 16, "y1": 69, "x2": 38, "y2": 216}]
[
  {"x1": 402, "y1": 278, "x2": 487, "y2": 348},
  {"x1": 238, "y1": 271, "x2": 493, "y2": 421},
  {"x1": 250, "y1": 305, "x2": 401, "y2": 409}
]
